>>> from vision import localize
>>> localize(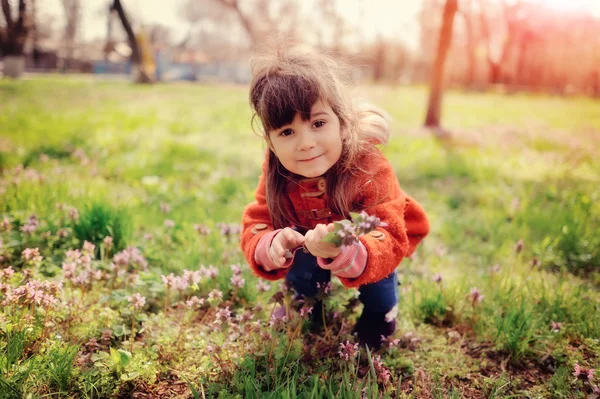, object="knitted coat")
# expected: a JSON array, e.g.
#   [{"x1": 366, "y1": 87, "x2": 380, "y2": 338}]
[{"x1": 240, "y1": 148, "x2": 429, "y2": 288}]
